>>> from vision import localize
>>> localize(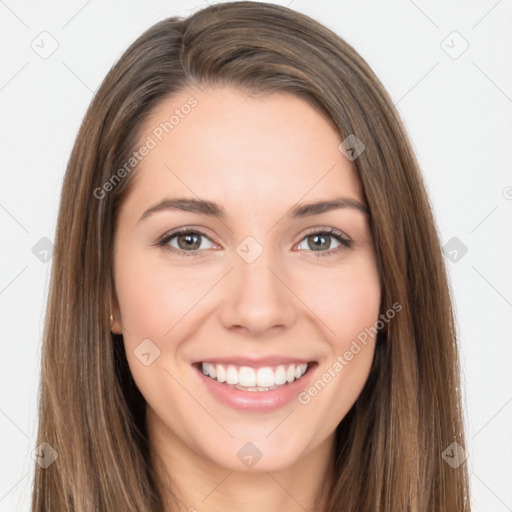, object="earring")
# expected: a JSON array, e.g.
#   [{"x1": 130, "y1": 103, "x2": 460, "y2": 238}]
[{"x1": 110, "y1": 312, "x2": 117, "y2": 333}]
